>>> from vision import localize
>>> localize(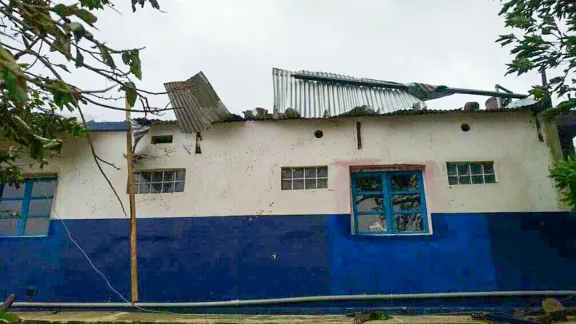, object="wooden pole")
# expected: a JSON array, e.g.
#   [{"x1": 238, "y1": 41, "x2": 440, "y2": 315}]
[{"x1": 125, "y1": 98, "x2": 139, "y2": 303}]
